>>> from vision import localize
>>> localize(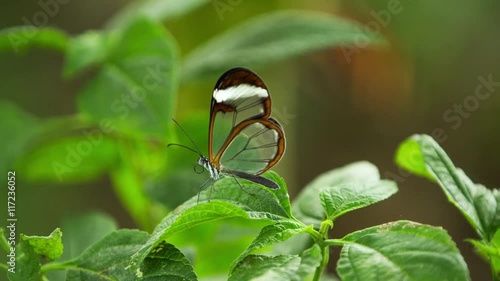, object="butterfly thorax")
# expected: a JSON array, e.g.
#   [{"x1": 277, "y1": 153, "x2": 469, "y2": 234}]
[{"x1": 198, "y1": 156, "x2": 221, "y2": 180}]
